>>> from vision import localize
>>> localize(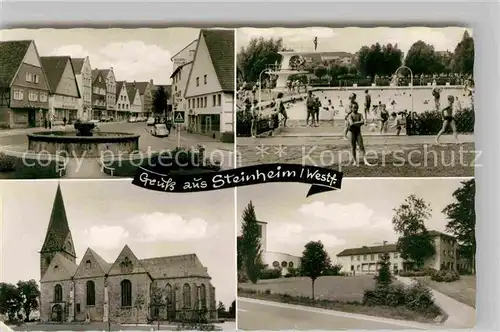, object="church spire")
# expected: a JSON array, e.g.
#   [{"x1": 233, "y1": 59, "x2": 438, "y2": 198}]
[{"x1": 40, "y1": 183, "x2": 75, "y2": 257}]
